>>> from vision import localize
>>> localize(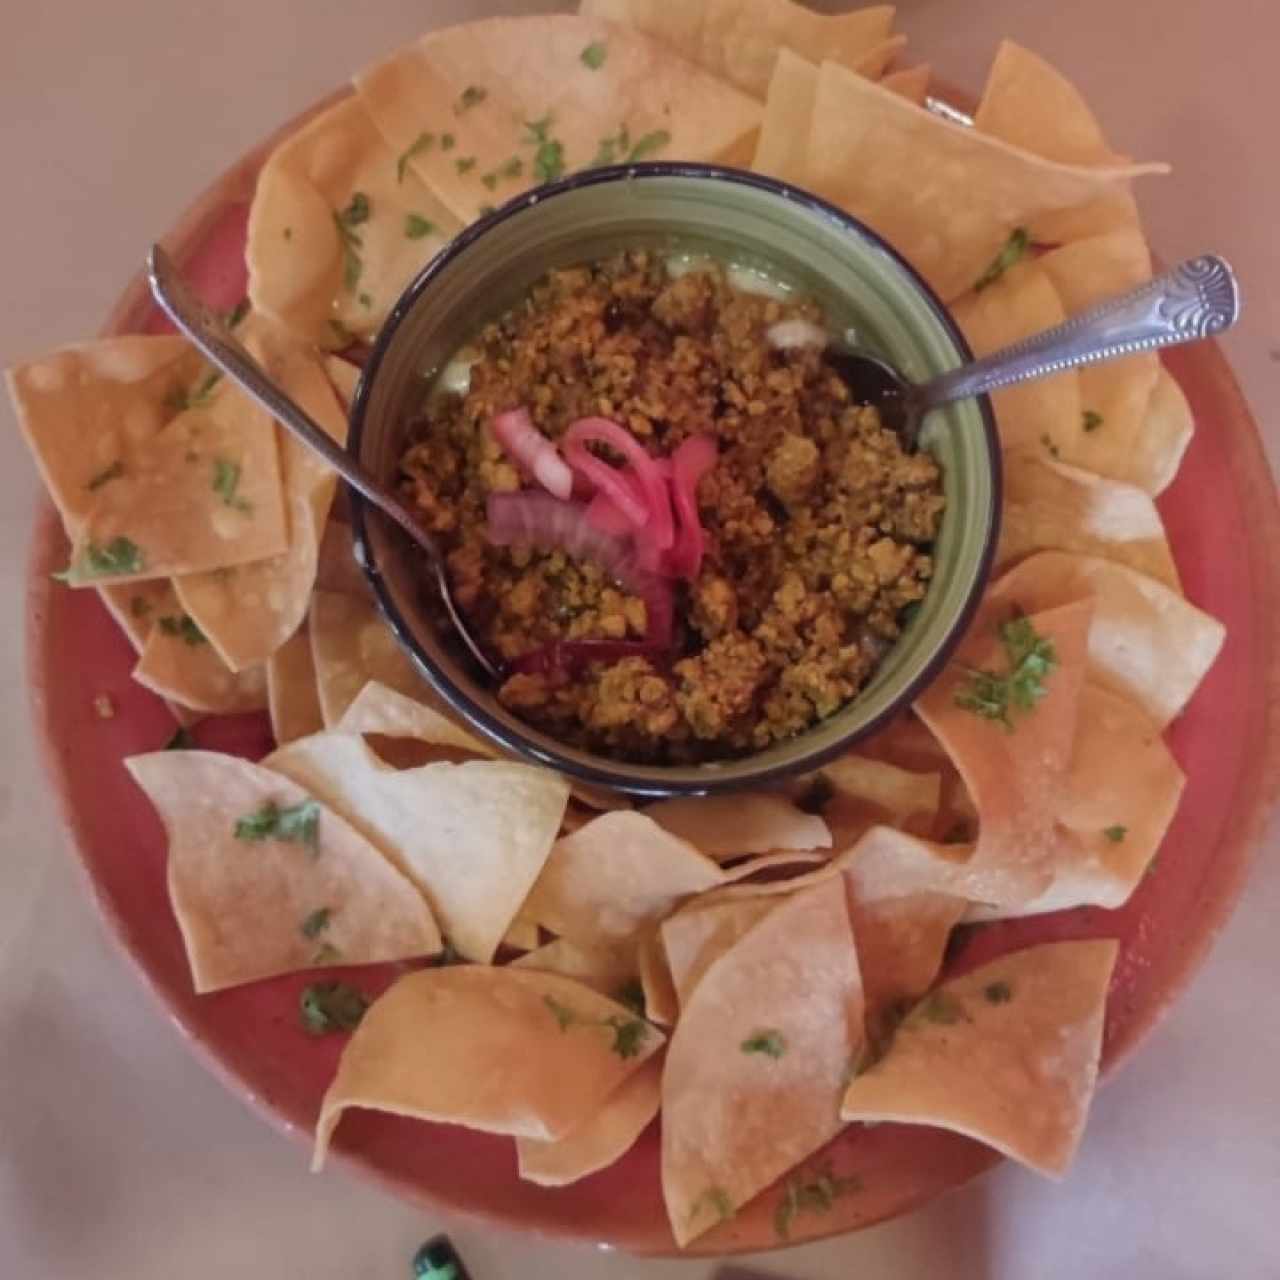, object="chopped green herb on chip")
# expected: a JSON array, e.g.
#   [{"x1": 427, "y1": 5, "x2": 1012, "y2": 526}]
[
  {"x1": 157, "y1": 614, "x2": 207, "y2": 646},
  {"x1": 212, "y1": 457, "x2": 251, "y2": 512},
  {"x1": 627, "y1": 129, "x2": 672, "y2": 162},
  {"x1": 581, "y1": 41, "x2": 608, "y2": 70},
  {"x1": 457, "y1": 85, "x2": 487, "y2": 112},
  {"x1": 956, "y1": 615, "x2": 1059, "y2": 731},
  {"x1": 397, "y1": 132, "x2": 435, "y2": 183},
  {"x1": 233, "y1": 798, "x2": 321, "y2": 852},
  {"x1": 1082, "y1": 410, "x2": 1104, "y2": 432},
  {"x1": 973, "y1": 227, "x2": 1030, "y2": 291},
  {"x1": 741, "y1": 1029, "x2": 787, "y2": 1058},
  {"x1": 301, "y1": 906, "x2": 332, "y2": 939},
  {"x1": 1103, "y1": 825, "x2": 1129, "y2": 843},
  {"x1": 404, "y1": 213, "x2": 436, "y2": 240}
]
